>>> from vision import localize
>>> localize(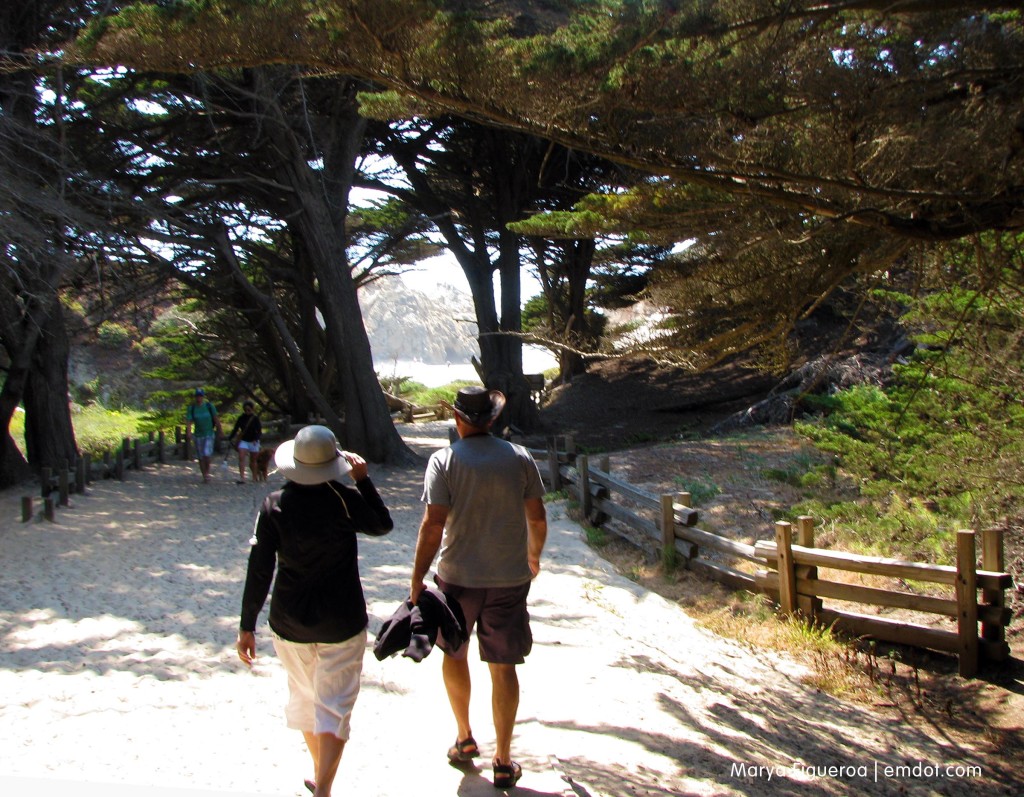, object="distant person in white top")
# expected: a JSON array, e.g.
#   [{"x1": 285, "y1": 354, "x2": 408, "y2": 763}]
[{"x1": 410, "y1": 386, "x2": 548, "y2": 789}]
